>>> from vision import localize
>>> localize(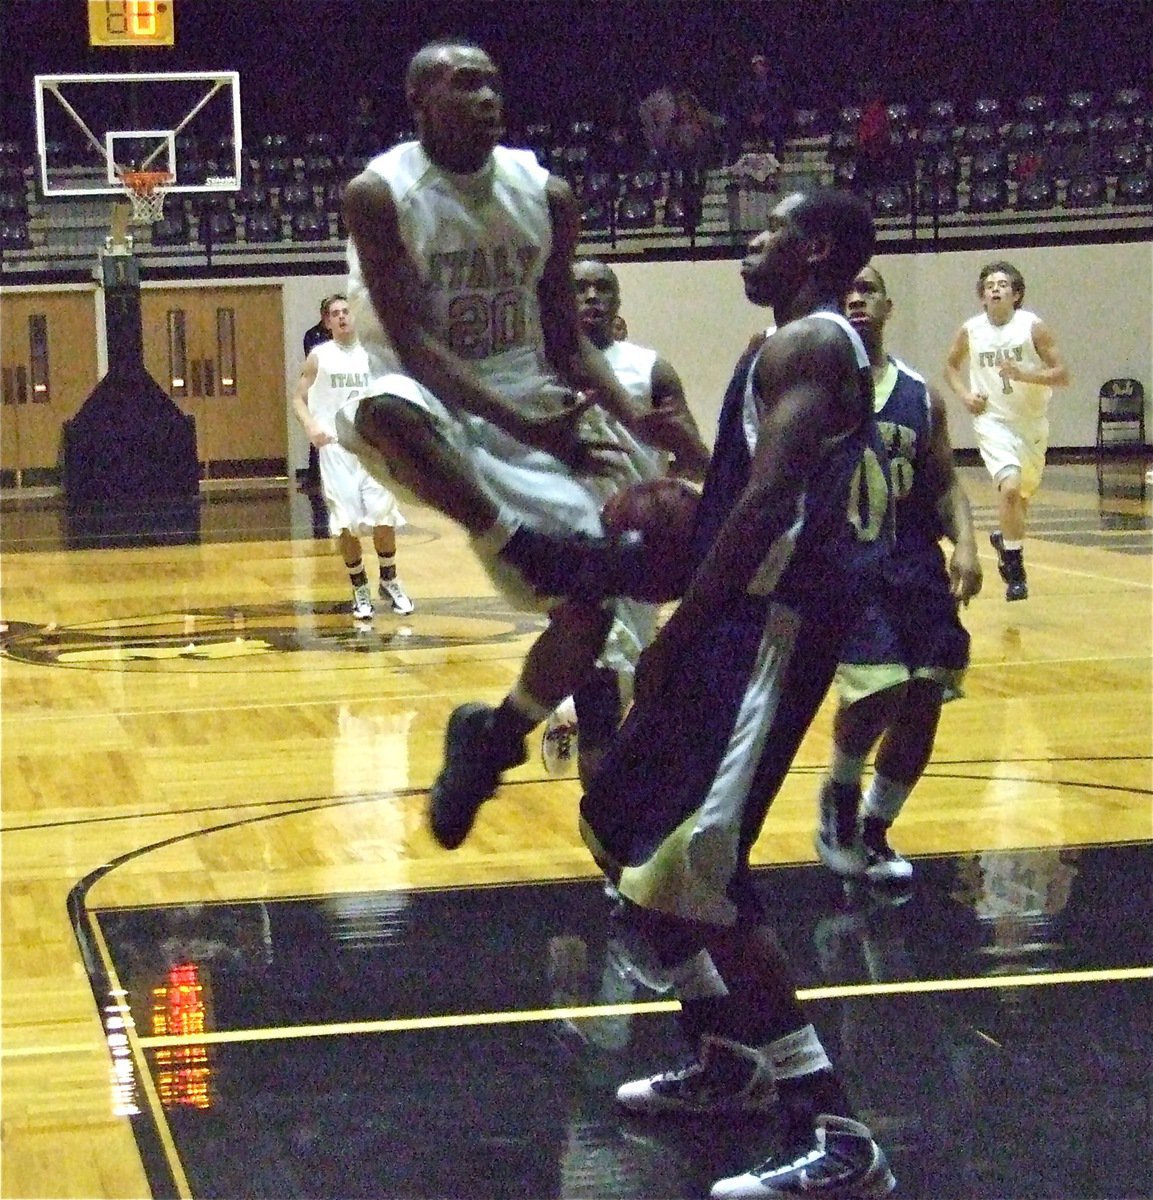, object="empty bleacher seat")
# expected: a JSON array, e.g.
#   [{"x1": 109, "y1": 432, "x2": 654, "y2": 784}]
[
  {"x1": 264, "y1": 156, "x2": 298, "y2": 186},
  {"x1": 0, "y1": 218, "x2": 31, "y2": 250},
  {"x1": 290, "y1": 209, "x2": 330, "y2": 241},
  {"x1": 961, "y1": 123, "x2": 998, "y2": 151},
  {"x1": 971, "y1": 97, "x2": 1003, "y2": 124},
  {"x1": 917, "y1": 180, "x2": 959, "y2": 215},
  {"x1": 966, "y1": 177, "x2": 1008, "y2": 213},
  {"x1": 1006, "y1": 119, "x2": 1042, "y2": 151},
  {"x1": 0, "y1": 186, "x2": 27, "y2": 216},
  {"x1": 1015, "y1": 174, "x2": 1057, "y2": 210},
  {"x1": 234, "y1": 184, "x2": 271, "y2": 214},
  {"x1": 1114, "y1": 170, "x2": 1152, "y2": 205},
  {"x1": 1108, "y1": 142, "x2": 1147, "y2": 173},
  {"x1": 1065, "y1": 173, "x2": 1106, "y2": 207},
  {"x1": 244, "y1": 211, "x2": 283, "y2": 242},
  {"x1": 580, "y1": 199, "x2": 613, "y2": 232},
  {"x1": 278, "y1": 182, "x2": 316, "y2": 212},
  {"x1": 151, "y1": 212, "x2": 191, "y2": 246},
  {"x1": 791, "y1": 108, "x2": 825, "y2": 139},
  {"x1": 871, "y1": 183, "x2": 909, "y2": 217},
  {"x1": 969, "y1": 148, "x2": 1008, "y2": 180},
  {"x1": 1095, "y1": 111, "x2": 1136, "y2": 143},
  {"x1": 1016, "y1": 94, "x2": 1052, "y2": 121},
  {"x1": 199, "y1": 210, "x2": 238, "y2": 244}
]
